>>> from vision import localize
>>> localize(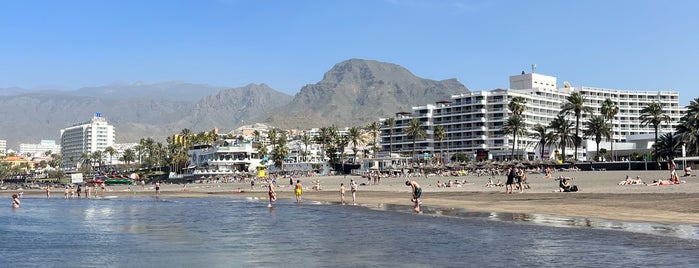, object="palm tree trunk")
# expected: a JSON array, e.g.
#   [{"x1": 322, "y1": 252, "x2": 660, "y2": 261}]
[{"x1": 574, "y1": 117, "x2": 580, "y2": 160}]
